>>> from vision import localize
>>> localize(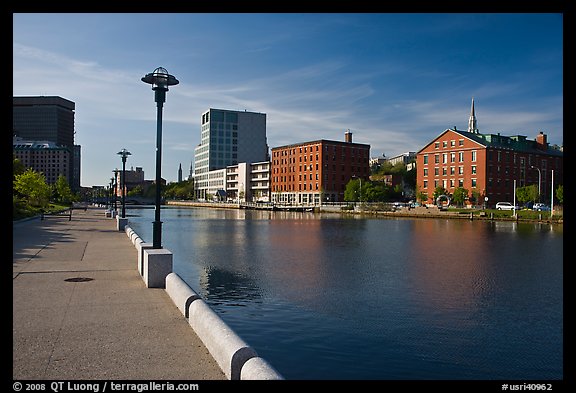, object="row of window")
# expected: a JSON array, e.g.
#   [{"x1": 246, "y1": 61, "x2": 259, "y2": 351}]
[
  {"x1": 273, "y1": 145, "x2": 368, "y2": 157},
  {"x1": 274, "y1": 163, "x2": 367, "y2": 174},
  {"x1": 423, "y1": 166, "x2": 477, "y2": 176},
  {"x1": 422, "y1": 179, "x2": 478, "y2": 189},
  {"x1": 423, "y1": 151, "x2": 477, "y2": 164},
  {"x1": 435, "y1": 139, "x2": 466, "y2": 149}
]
